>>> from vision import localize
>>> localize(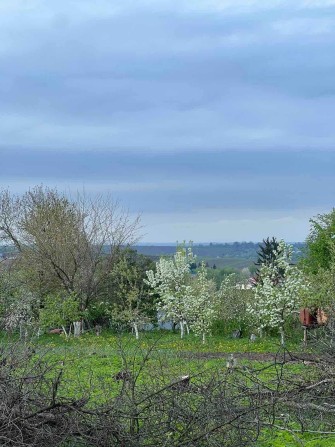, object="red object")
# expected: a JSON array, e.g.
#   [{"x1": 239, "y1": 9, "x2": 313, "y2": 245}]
[
  {"x1": 49, "y1": 328, "x2": 63, "y2": 334},
  {"x1": 299, "y1": 308, "x2": 317, "y2": 326}
]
